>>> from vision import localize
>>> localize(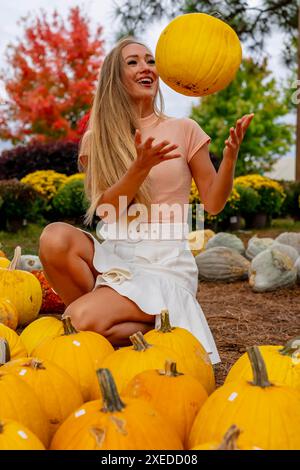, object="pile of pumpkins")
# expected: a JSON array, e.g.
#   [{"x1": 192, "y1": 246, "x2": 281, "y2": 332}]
[
  {"x1": 0, "y1": 241, "x2": 300, "y2": 449},
  {"x1": 0, "y1": 245, "x2": 65, "y2": 329},
  {"x1": 0, "y1": 309, "x2": 299, "y2": 450},
  {"x1": 189, "y1": 230, "x2": 300, "y2": 292}
]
